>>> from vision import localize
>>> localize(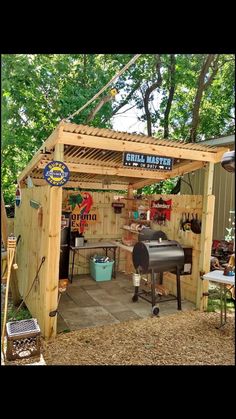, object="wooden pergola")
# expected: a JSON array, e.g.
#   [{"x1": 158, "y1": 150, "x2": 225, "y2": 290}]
[
  {"x1": 18, "y1": 121, "x2": 228, "y2": 190},
  {"x1": 15, "y1": 121, "x2": 229, "y2": 338}
]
